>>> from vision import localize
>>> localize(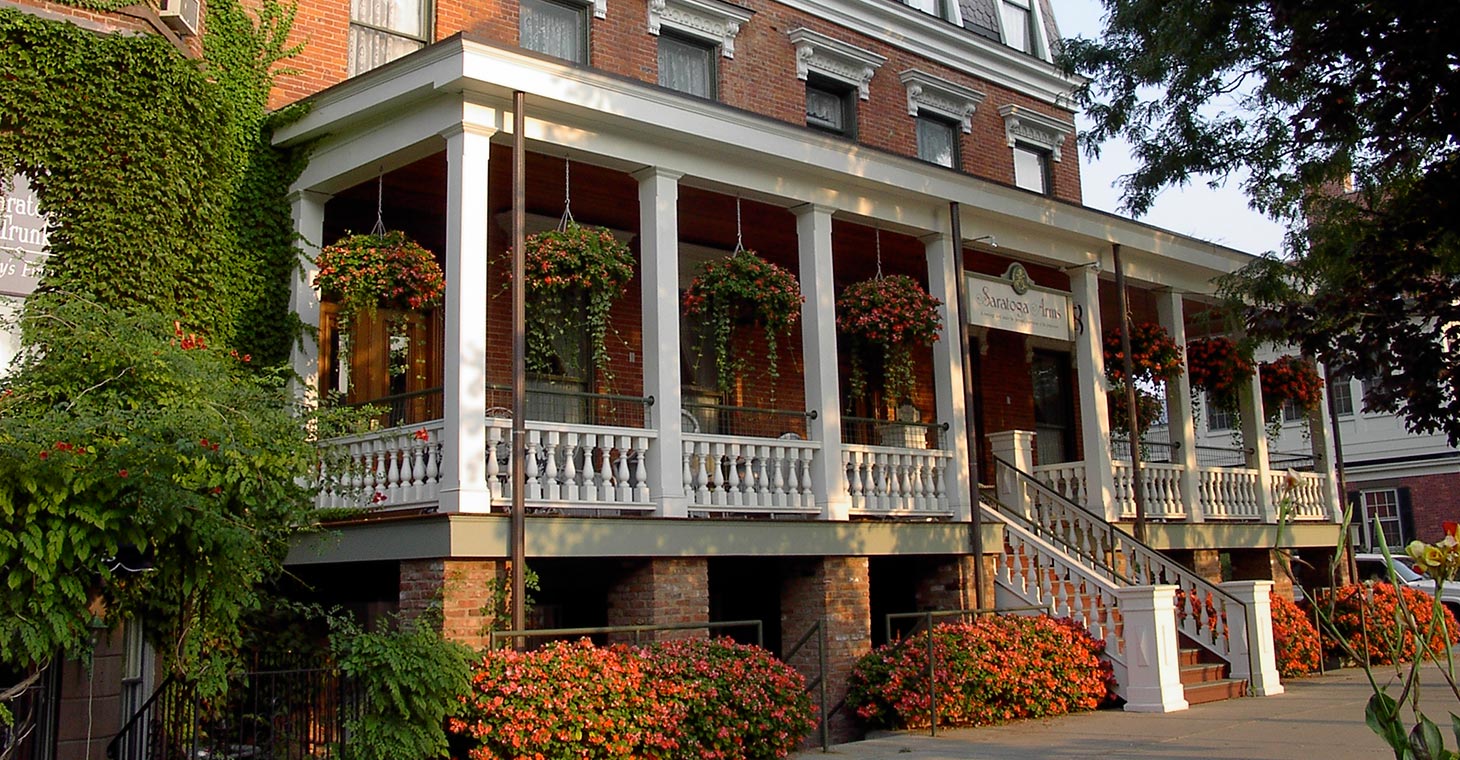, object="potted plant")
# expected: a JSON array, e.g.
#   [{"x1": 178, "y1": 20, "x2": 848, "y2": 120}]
[
  {"x1": 314, "y1": 230, "x2": 445, "y2": 317},
  {"x1": 1185, "y1": 336, "x2": 1254, "y2": 412},
  {"x1": 835, "y1": 274, "x2": 943, "y2": 422},
  {"x1": 682, "y1": 249, "x2": 803, "y2": 398},
  {"x1": 516, "y1": 220, "x2": 635, "y2": 380},
  {"x1": 1260, "y1": 355, "x2": 1324, "y2": 422},
  {"x1": 1102, "y1": 321, "x2": 1184, "y2": 384}
]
